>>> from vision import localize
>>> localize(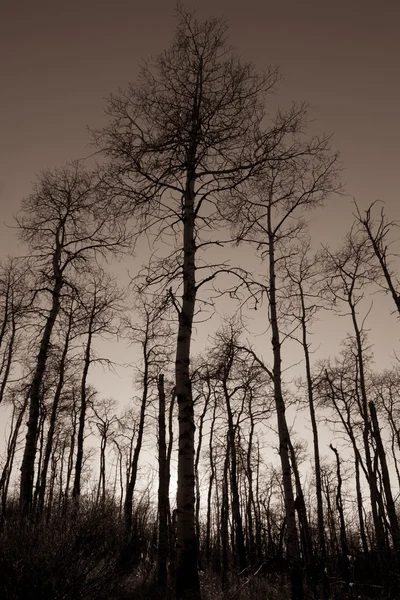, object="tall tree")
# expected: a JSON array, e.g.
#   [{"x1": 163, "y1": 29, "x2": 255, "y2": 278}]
[
  {"x1": 93, "y1": 6, "x2": 297, "y2": 597},
  {"x1": 36, "y1": 296, "x2": 78, "y2": 514},
  {"x1": 282, "y1": 242, "x2": 330, "y2": 595}
]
